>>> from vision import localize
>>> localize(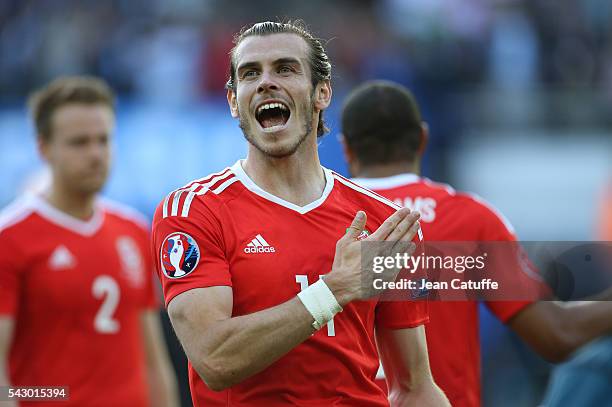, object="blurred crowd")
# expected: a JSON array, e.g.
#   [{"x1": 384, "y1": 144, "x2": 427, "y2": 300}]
[{"x1": 2, "y1": 0, "x2": 612, "y2": 103}]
